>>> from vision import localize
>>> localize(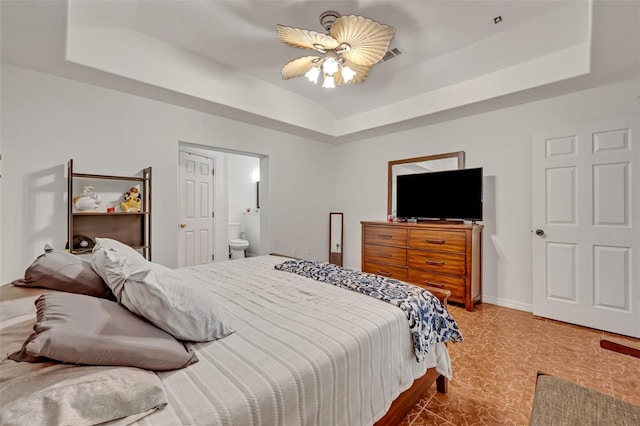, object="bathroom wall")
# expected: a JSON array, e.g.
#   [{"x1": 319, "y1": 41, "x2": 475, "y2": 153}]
[
  {"x1": 243, "y1": 211, "x2": 261, "y2": 256},
  {"x1": 227, "y1": 153, "x2": 260, "y2": 222},
  {"x1": 227, "y1": 153, "x2": 260, "y2": 256}
]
